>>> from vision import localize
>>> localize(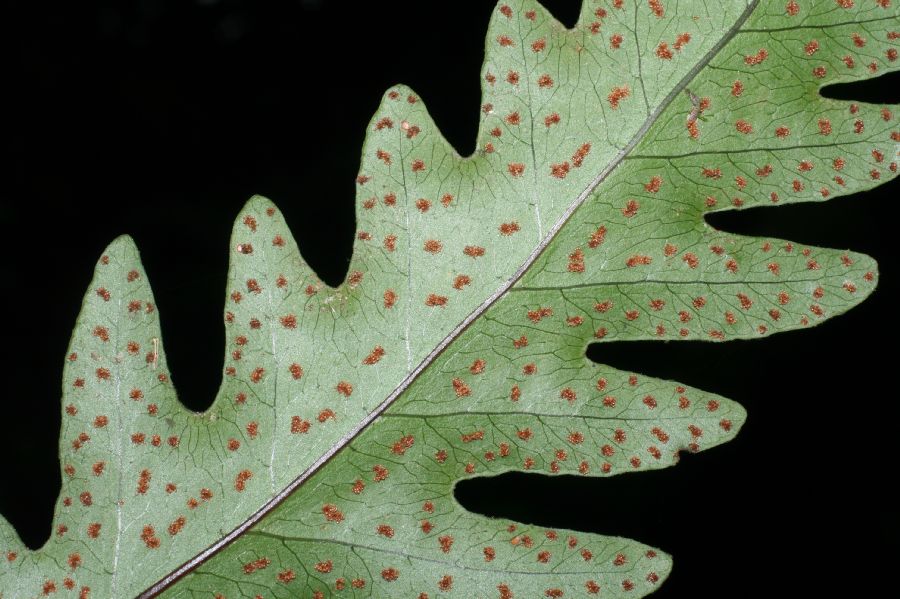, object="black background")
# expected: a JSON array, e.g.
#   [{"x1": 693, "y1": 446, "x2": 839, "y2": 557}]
[{"x1": 3, "y1": 1, "x2": 898, "y2": 597}]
